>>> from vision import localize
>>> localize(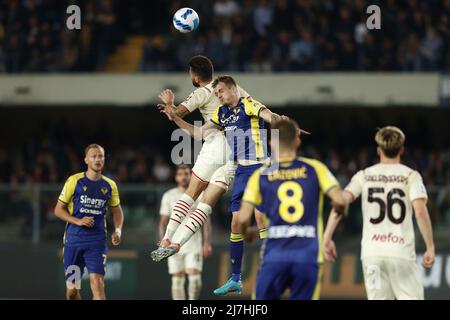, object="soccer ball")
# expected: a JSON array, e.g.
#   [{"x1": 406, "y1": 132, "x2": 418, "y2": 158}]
[{"x1": 172, "y1": 8, "x2": 199, "y2": 33}]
